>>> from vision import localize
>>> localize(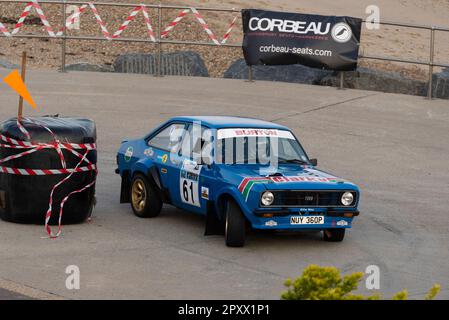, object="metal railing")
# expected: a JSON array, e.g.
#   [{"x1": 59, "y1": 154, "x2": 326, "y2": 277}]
[
  {"x1": 359, "y1": 20, "x2": 449, "y2": 99},
  {"x1": 0, "y1": 0, "x2": 448, "y2": 99},
  {"x1": 0, "y1": 0, "x2": 241, "y2": 77}
]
